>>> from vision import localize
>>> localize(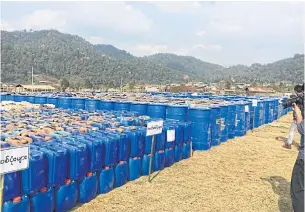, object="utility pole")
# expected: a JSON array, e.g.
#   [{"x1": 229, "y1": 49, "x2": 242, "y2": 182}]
[
  {"x1": 31, "y1": 65, "x2": 34, "y2": 93},
  {"x1": 31, "y1": 53, "x2": 34, "y2": 93}
]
